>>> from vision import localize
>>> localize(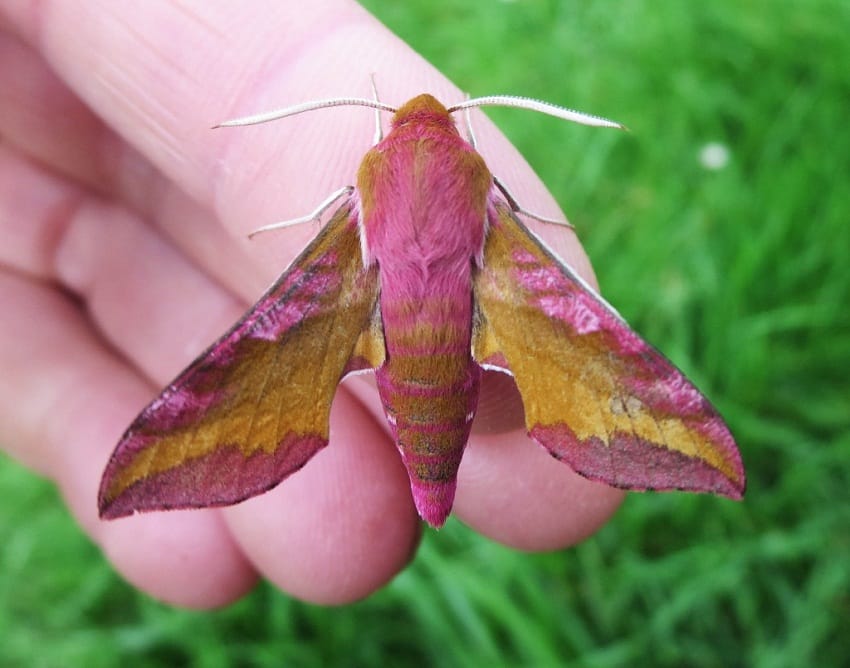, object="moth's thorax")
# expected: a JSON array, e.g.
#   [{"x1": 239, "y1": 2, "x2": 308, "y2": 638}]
[{"x1": 356, "y1": 97, "x2": 492, "y2": 281}]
